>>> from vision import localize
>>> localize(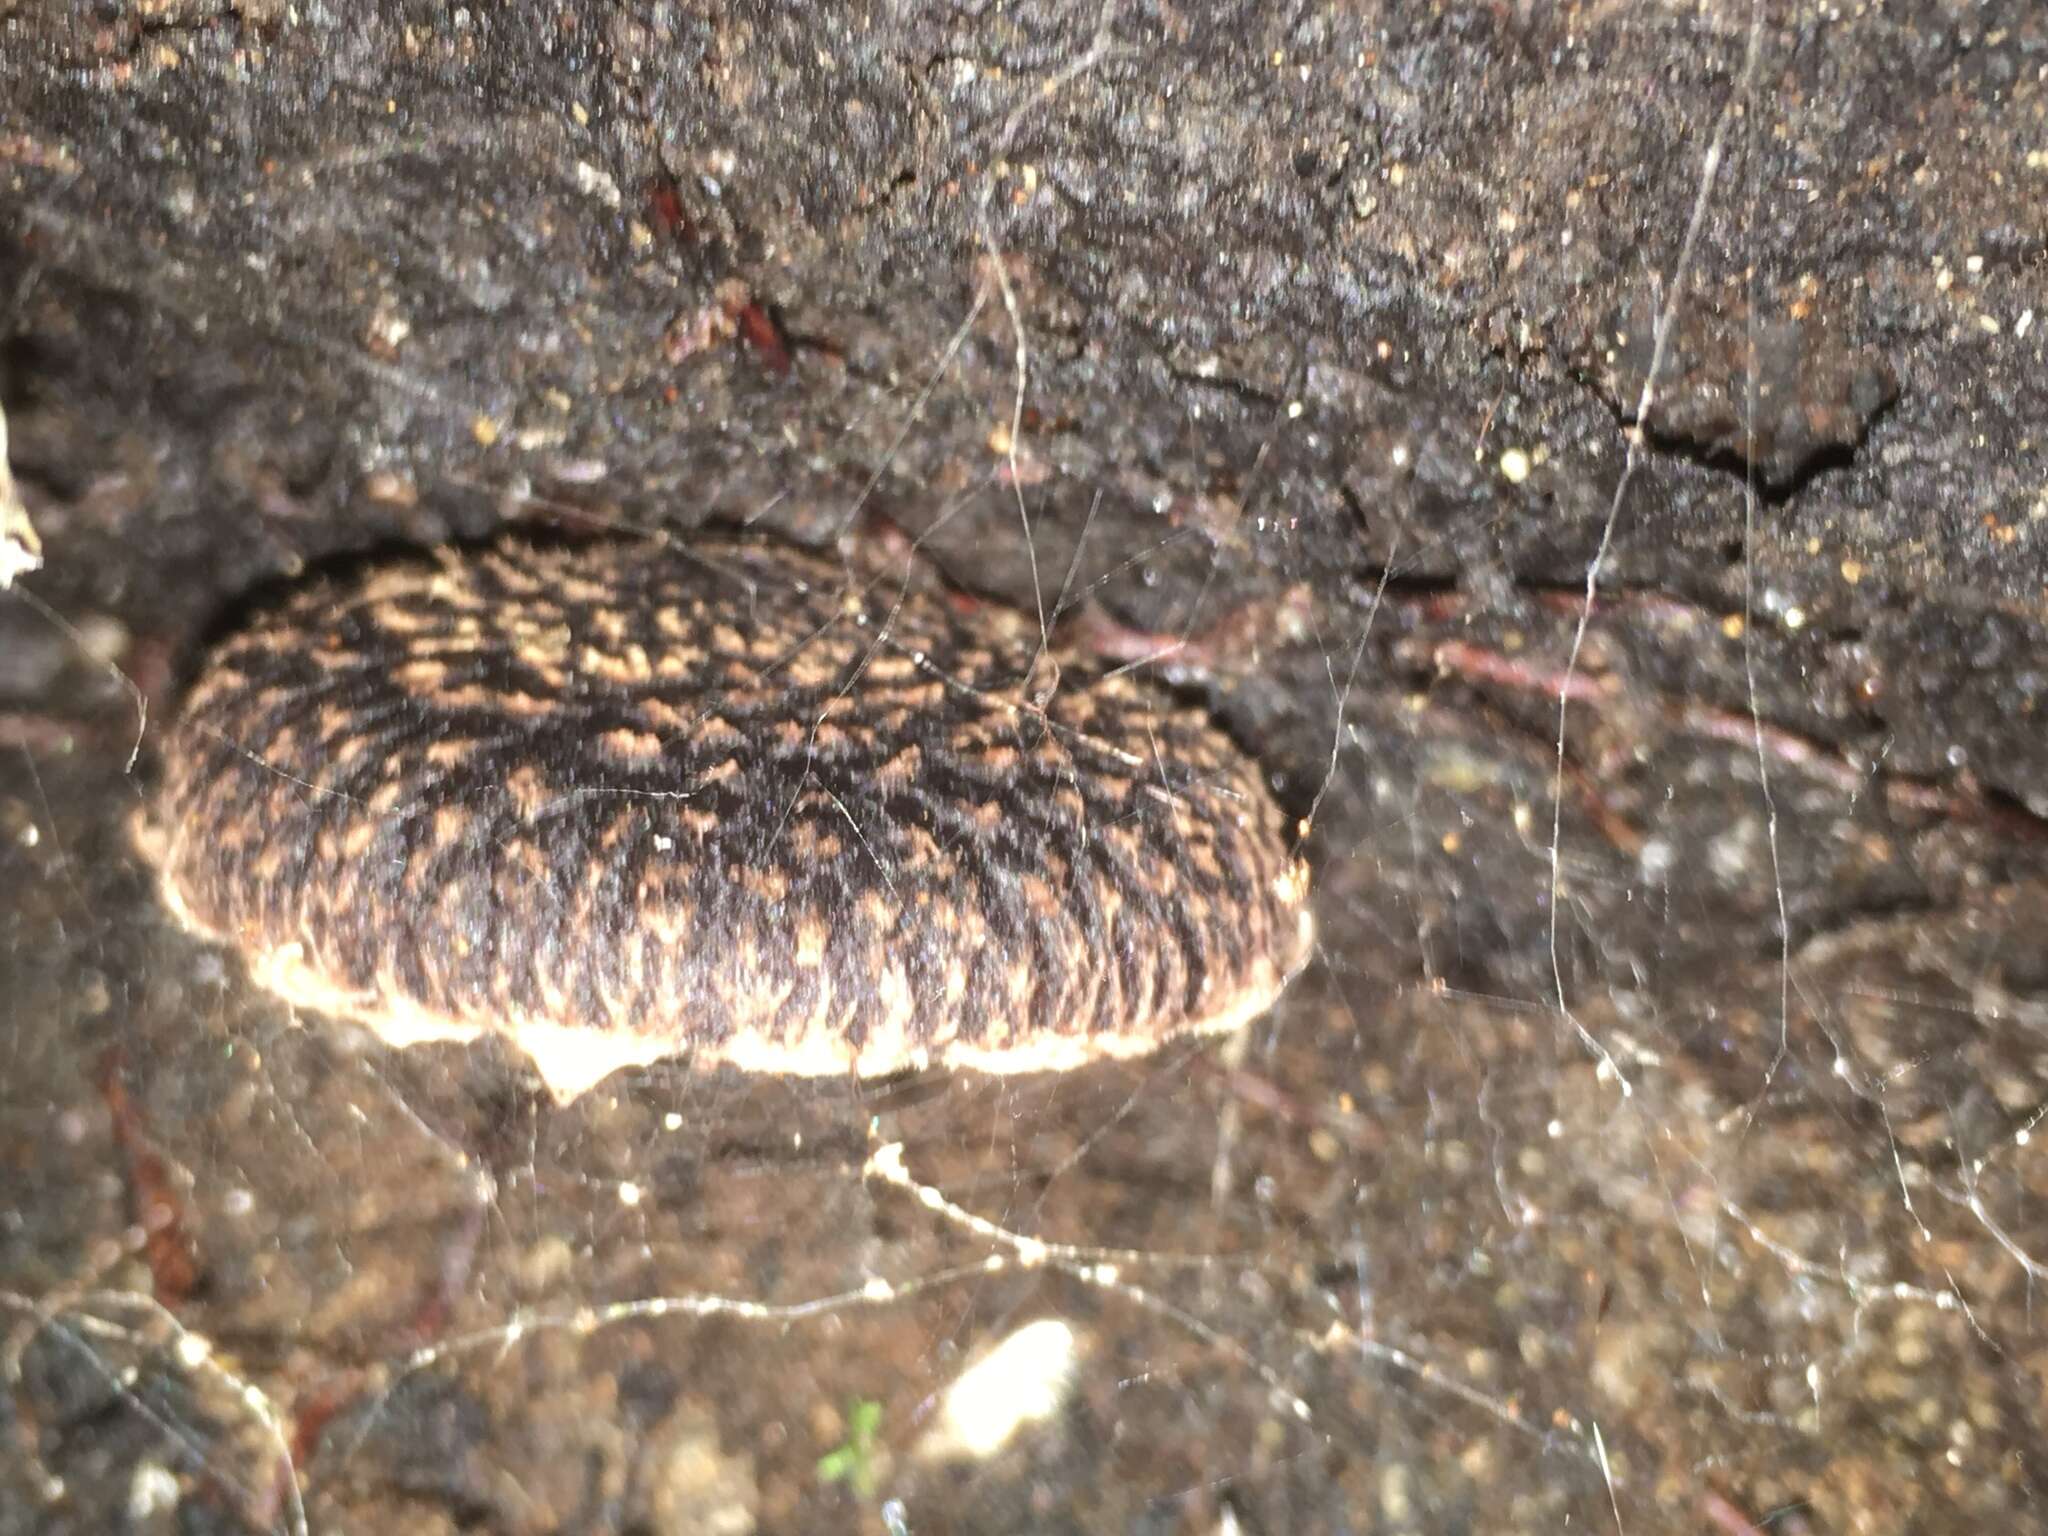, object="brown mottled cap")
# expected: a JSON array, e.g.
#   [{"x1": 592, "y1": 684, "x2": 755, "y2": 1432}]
[{"x1": 139, "y1": 533, "x2": 1314, "y2": 1102}]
